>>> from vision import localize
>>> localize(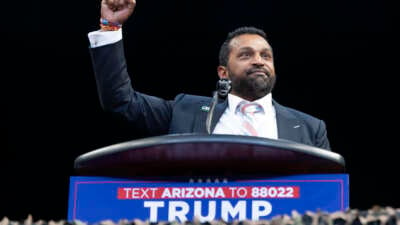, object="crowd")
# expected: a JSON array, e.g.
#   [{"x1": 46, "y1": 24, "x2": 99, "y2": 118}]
[{"x1": 2, "y1": 206, "x2": 399, "y2": 225}]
